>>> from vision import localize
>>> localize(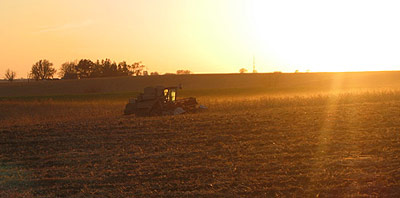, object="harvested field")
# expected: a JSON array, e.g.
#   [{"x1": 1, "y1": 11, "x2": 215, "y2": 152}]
[
  {"x1": 2, "y1": 88, "x2": 400, "y2": 196},
  {"x1": 2, "y1": 71, "x2": 400, "y2": 97}
]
